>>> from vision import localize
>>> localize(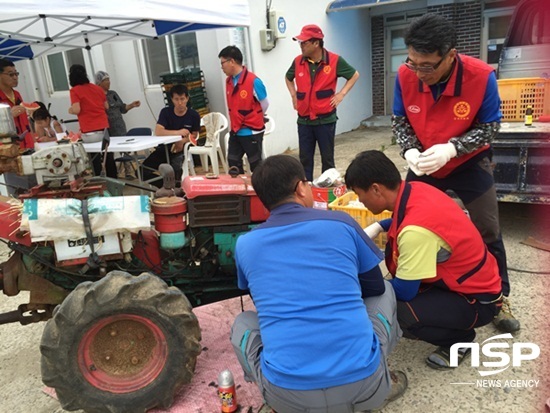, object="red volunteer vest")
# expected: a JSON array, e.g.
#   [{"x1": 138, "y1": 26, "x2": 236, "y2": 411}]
[
  {"x1": 385, "y1": 181, "x2": 501, "y2": 299},
  {"x1": 225, "y1": 67, "x2": 265, "y2": 133},
  {"x1": 0, "y1": 89, "x2": 32, "y2": 149},
  {"x1": 398, "y1": 54, "x2": 494, "y2": 178},
  {"x1": 294, "y1": 50, "x2": 339, "y2": 120}
]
